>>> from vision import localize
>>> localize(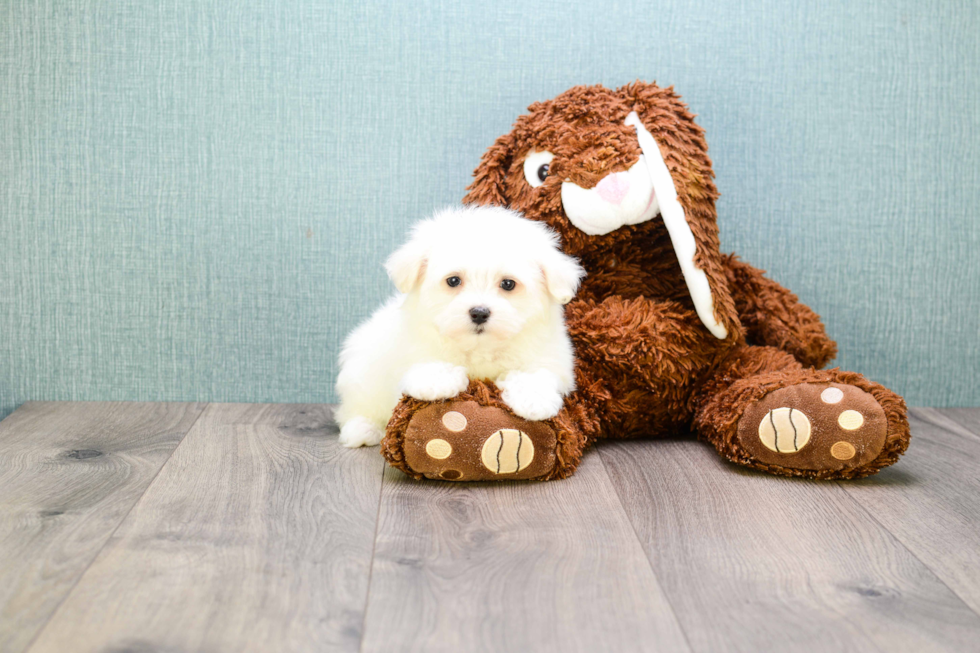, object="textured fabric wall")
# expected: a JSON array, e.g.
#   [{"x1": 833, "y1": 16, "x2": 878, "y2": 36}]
[{"x1": 2, "y1": 0, "x2": 978, "y2": 418}]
